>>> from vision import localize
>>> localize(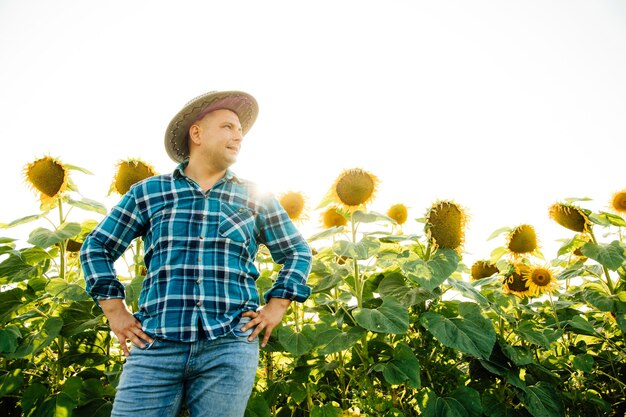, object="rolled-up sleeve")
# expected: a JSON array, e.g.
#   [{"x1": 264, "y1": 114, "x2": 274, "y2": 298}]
[
  {"x1": 259, "y1": 197, "x2": 312, "y2": 303},
  {"x1": 80, "y1": 192, "x2": 147, "y2": 301}
]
